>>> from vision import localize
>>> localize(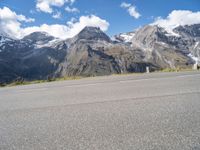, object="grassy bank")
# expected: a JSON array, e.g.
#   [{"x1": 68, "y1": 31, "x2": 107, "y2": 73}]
[
  {"x1": 0, "y1": 76, "x2": 83, "y2": 87},
  {"x1": 0, "y1": 68, "x2": 198, "y2": 87},
  {"x1": 158, "y1": 67, "x2": 195, "y2": 72}
]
